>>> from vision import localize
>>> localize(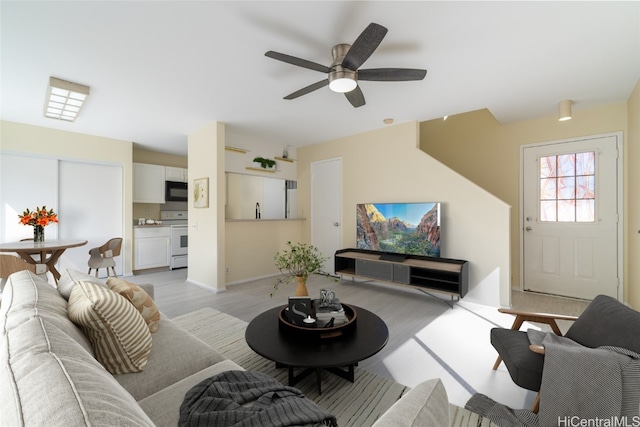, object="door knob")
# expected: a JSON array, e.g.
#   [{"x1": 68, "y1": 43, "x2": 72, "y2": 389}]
[
  {"x1": 525, "y1": 226, "x2": 533, "y2": 232},
  {"x1": 333, "y1": 222, "x2": 340, "y2": 227},
  {"x1": 526, "y1": 216, "x2": 533, "y2": 222}
]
